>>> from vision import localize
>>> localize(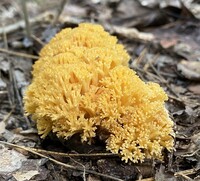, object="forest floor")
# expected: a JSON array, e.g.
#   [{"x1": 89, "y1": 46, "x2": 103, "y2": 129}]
[{"x1": 0, "y1": 0, "x2": 200, "y2": 180}]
